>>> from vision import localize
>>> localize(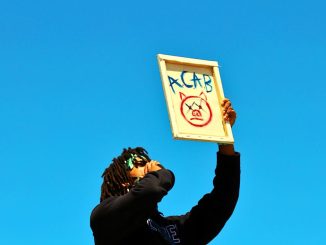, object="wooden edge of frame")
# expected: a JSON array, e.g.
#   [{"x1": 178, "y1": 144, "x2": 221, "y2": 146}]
[
  {"x1": 157, "y1": 54, "x2": 218, "y2": 68},
  {"x1": 157, "y1": 55, "x2": 179, "y2": 138},
  {"x1": 174, "y1": 132, "x2": 234, "y2": 144},
  {"x1": 213, "y1": 66, "x2": 234, "y2": 143}
]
